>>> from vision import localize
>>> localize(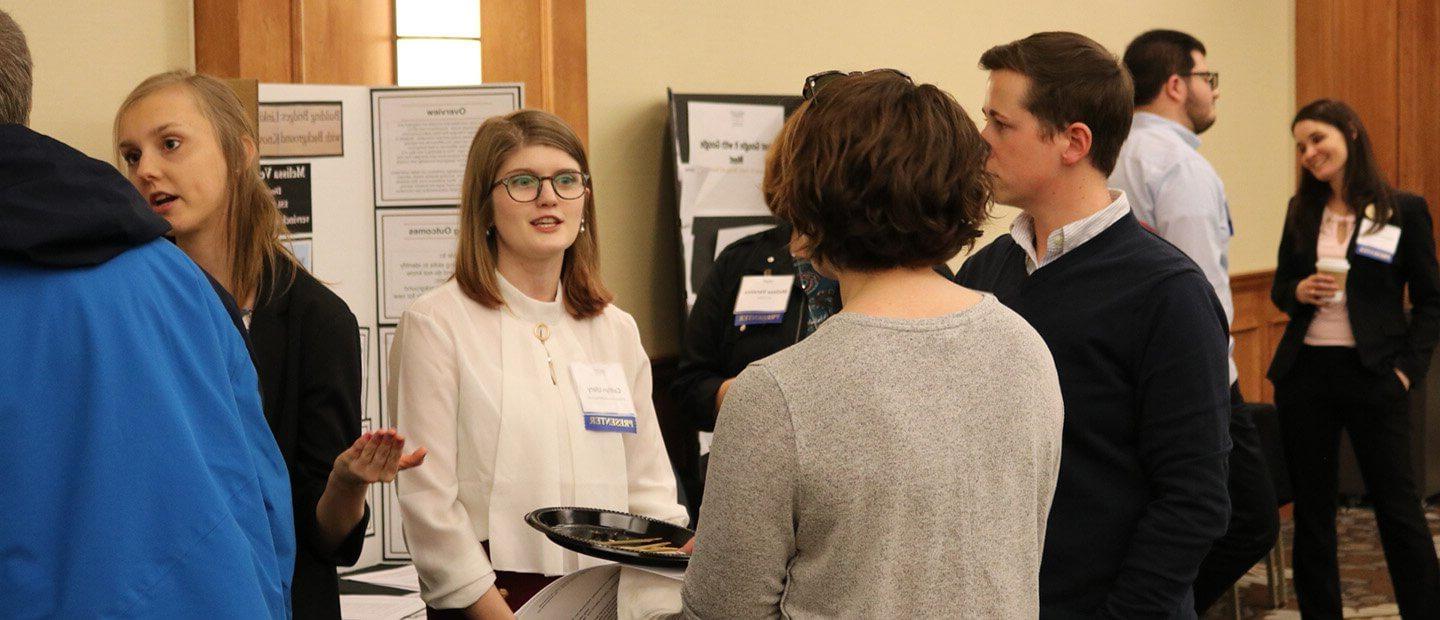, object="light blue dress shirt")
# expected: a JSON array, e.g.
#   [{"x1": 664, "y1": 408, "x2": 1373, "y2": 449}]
[{"x1": 1110, "y1": 111, "x2": 1237, "y2": 383}]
